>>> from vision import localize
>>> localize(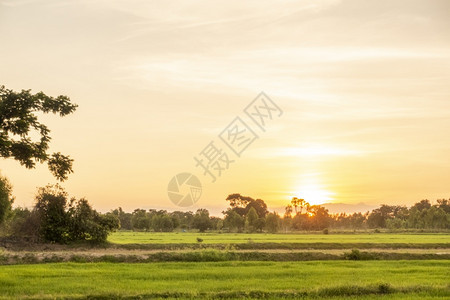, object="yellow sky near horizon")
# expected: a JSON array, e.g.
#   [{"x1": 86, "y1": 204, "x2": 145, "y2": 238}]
[{"x1": 1, "y1": 0, "x2": 449, "y2": 215}]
